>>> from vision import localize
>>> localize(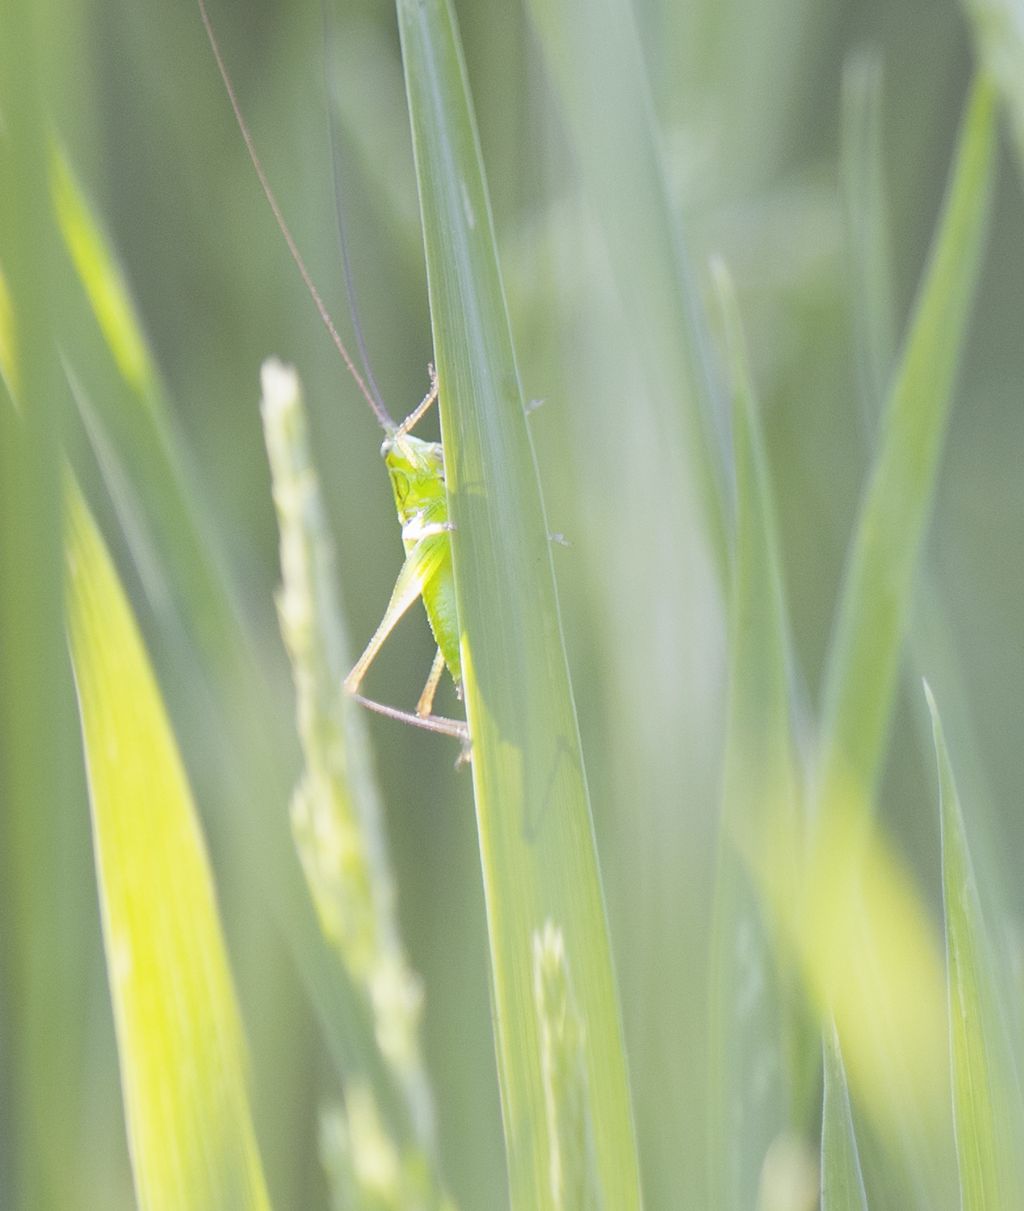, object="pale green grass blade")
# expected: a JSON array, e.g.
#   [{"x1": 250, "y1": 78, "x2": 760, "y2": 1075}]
[
  {"x1": 927, "y1": 686, "x2": 1024, "y2": 1208},
  {"x1": 817, "y1": 75, "x2": 997, "y2": 806},
  {"x1": 52, "y1": 150, "x2": 400, "y2": 1123},
  {"x1": 841, "y1": 50, "x2": 897, "y2": 429},
  {"x1": 65, "y1": 479, "x2": 272, "y2": 1211},
  {"x1": 707, "y1": 264, "x2": 805, "y2": 1209},
  {"x1": 396, "y1": 1, "x2": 642, "y2": 1206},
  {"x1": 524, "y1": 0, "x2": 730, "y2": 580},
  {"x1": 821, "y1": 1026, "x2": 869, "y2": 1211},
  {"x1": 808, "y1": 70, "x2": 992, "y2": 1177},
  {"x1": 959, "y1": 0, "x2": 1024, "y2": 174},
  {"x1": 840, "y1": 47, "x2": 999, "y2": 860}
]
